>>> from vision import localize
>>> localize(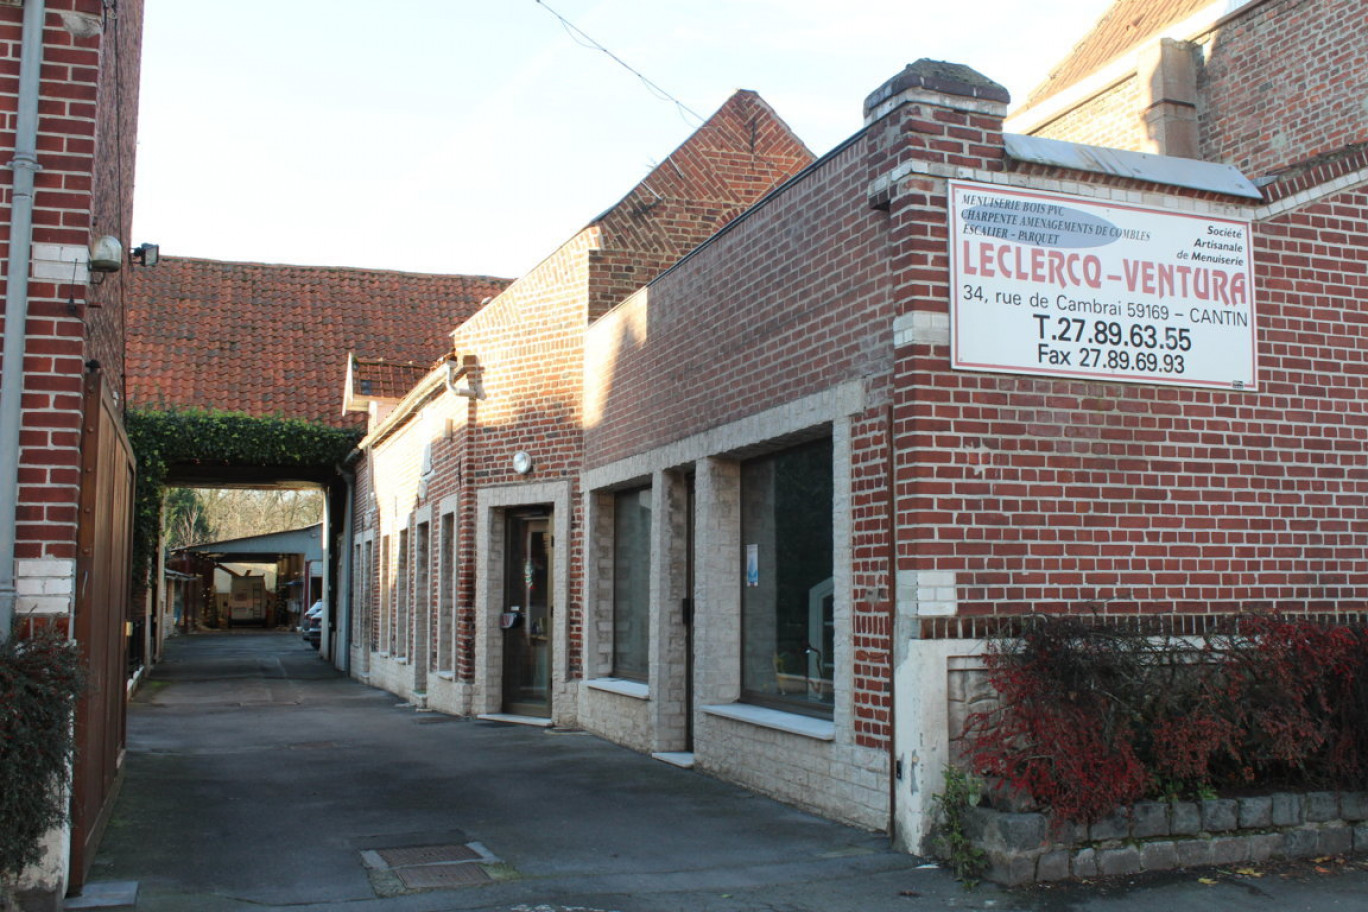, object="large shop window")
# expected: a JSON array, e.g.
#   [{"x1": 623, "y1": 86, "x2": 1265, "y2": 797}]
[
  {"x1": 741, "y1": 437, "x2": 835, "y2": 717},
  {"x1": 613, "y1": 486, "x2": 652, "y2": 681}
]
